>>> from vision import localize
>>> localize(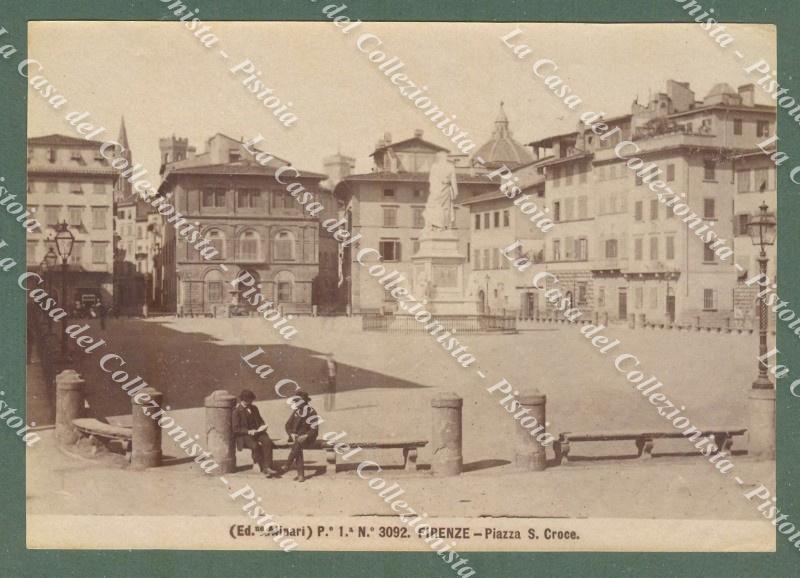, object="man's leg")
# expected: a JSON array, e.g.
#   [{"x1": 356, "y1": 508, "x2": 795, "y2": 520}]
[
  {"x1": 285, "y1": 442, "x2": 299, "y2": 471},
  {"x1": 241, "y1": 435, "x2": 263, "y2": 471},
  {"x1": 293, "y1": 441, "x2": 305, "y2": 480},
  {"x1": 255, "y1": 432, "x2": 274, "y2": 471}
]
